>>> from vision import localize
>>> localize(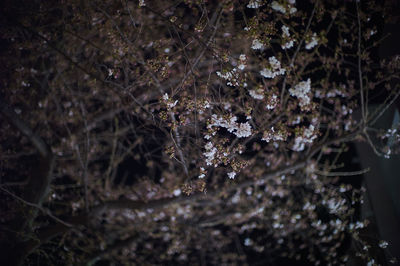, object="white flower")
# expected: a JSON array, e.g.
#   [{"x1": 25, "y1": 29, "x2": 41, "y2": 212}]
[
  {"x1": 304, "y1": 125, "x2": 315, "y2": 139},
  {"x1": 289, "y1": 78, "x2": 311, "y2": 107},
  {"x1": 271, "y1": 1, "x2": 286, "y2": 14},
  {"x1": 162, "y1": 93, "x2": 169, "y2": 101},
  {"x1": 291, "y1": 115, "x2": 301, "y2": 125},
  {"x1": 173, "y1": 188, "x2": 181, "y2": 196},
  {"x1": 139, "y1": 0, "x2": 146, "y2": 7},
  {"x1": 216, "y1": 71, "x2": 231, "y2": 80},
  {"x1": 292, "y1": 124, "x2": 317, "y2": 151},
  {"x1": 234, "y1": 122, "x2": 252, "y2": 138},
  {"x1": 260, "y1": 56, "x2": 286, "y2": 79},
  {"x1": 305, "y1": 33, "x2": 318, "y2": 50},
  {"x1": 355, "y1": 221, "x2": 364, "y2": 229},
  {"x1": 168, "y1": 100, "x2": 178, "y2": 108},
  {"x1": 198, "y1": 173, "x2": 205, "y2": 179},
  {"x1": 322, "y1": 197, "x2": 346, "y2": 214},
  {"x1": 205, "y1": 141, "x2": 213, "y2": 150},
  {"x1": 216, "y1": 68, "x2": 239, "y2": 86},
  {"x1": 379, "y1": 240, "x2": 388, "y2": 249},
  {"x1": 282, "y1": 25, "x2": 290, "y2": 37},
  {"x1": 261, "y1": 130, "x2": 273, "y2": 142},
  {"x1": 282, "y1": 40, "x2": 294, "y2": 49},
  {"x1": 303, "y1": 202, "x2": 316, "y2": 211},
  {"x1": 292, "y1": 137, "x2": 305, "y2": 151},
  {"x1": 227, "y1": 116, "x2": 239, "y2": 133},
  {"x1": 266, "y1": 104, "x2": 275, "y2": 110},
  {"x1": 260, "y1": 68, "x2": 274, "y2": 79},
  {"x1": 281, "y1": 26, "x2": 295, "y2": 49},
  {"x1": 162, "y1": 93, "x2": 178, "y2": 108},
  {"x1": 238, "y1": 54, "x2": 247, "y2": 70},
  {"x1": 266, "y1": 94, "x2": 278, "y2": 110},
  {"x1": 223, "y1": 102, "x2": 231, "y2": 110},
  {"x1": 244, "y1": 238, "x2": 252, "y2": 246},
  {"x1": 247, "y1": 0, "x2": 262, "y2": 8},
  {"x1": 210, "y1": 115, "x2": 252, "y2": 138},
  {"x1": 251, "y1": 39, "x2": 264, "y2": 50},
  {"x1": 265, "y1": 94, "x2": 279, "y2": 110},
  {"x1": 249, "y1": 89, "x2": 264, "y2": 100},
  {"x1": 228, "y1": 171, "x2": 237, "y2": 179},
  {"x1": 269, "y1": 56, "x2": 282, "y2": 69},
  {"x1": 211, "y1": 114, "x2": 237, "y2": 132},
  {"x1": 204, "y1": 141, "x2": 218, "y2": 166}
]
